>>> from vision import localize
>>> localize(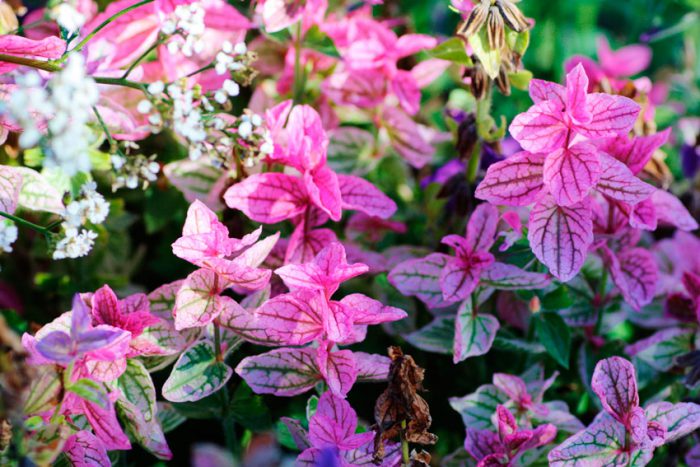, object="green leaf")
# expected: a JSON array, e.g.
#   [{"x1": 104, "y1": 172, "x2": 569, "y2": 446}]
[
  {"x1": 67, "y1": 378, "x2": 109, "y2": 409},
  {"x1": 429, "y1": 37, "x2": 472, "y2": 65},
  {"x1": 162, "y1": 341, "x2": 232, "y2": 403},
  {"x1": 117, "y1": 398, "x2": 172, "y2": 460},
  {"x1": 535, "y1": 312, "x2": 571, "y2": 368},
  {"x1": 157, "y1": 402, "x2": 187, "y2": 433},
  {"x1": 468, "y1": 28, "x2": 501, "y2": 79},
  {"x1": 305, "y1": 395, "x2": 319, "y2": 421},
  {"x1": 172, "y1": 394, "x2": 223, "y2": 419},
  {"x1": 405, "y1": 316, "x2": 454, "y2": 355},
  {"x1": 453, "y1": 299, "x2": 500, "y2": 362},
  {"x1": 508, "y1": 70, "x2": 533, "y2": 90},
  {"x1": 449, "y1": 384, "x2": 507, "y2": 430},
  {"x1": 508, "y1": 29, "x2": 530, "y2": 56},
  {"x1": 24, "y1": 365, "x2": 61, "y2": 414},
  {"x1": 229, "y1": 382, "x2": 272, "y2": 431},
  {"x1": 118, "y1": 359, "x2": 157, "y2": 422},
  {"x1": 542, "y1": 286, "x2": 574, "y2": 311},
  {"x1": 303, "y1": 25, "x2": 340, "y2": 58}
]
